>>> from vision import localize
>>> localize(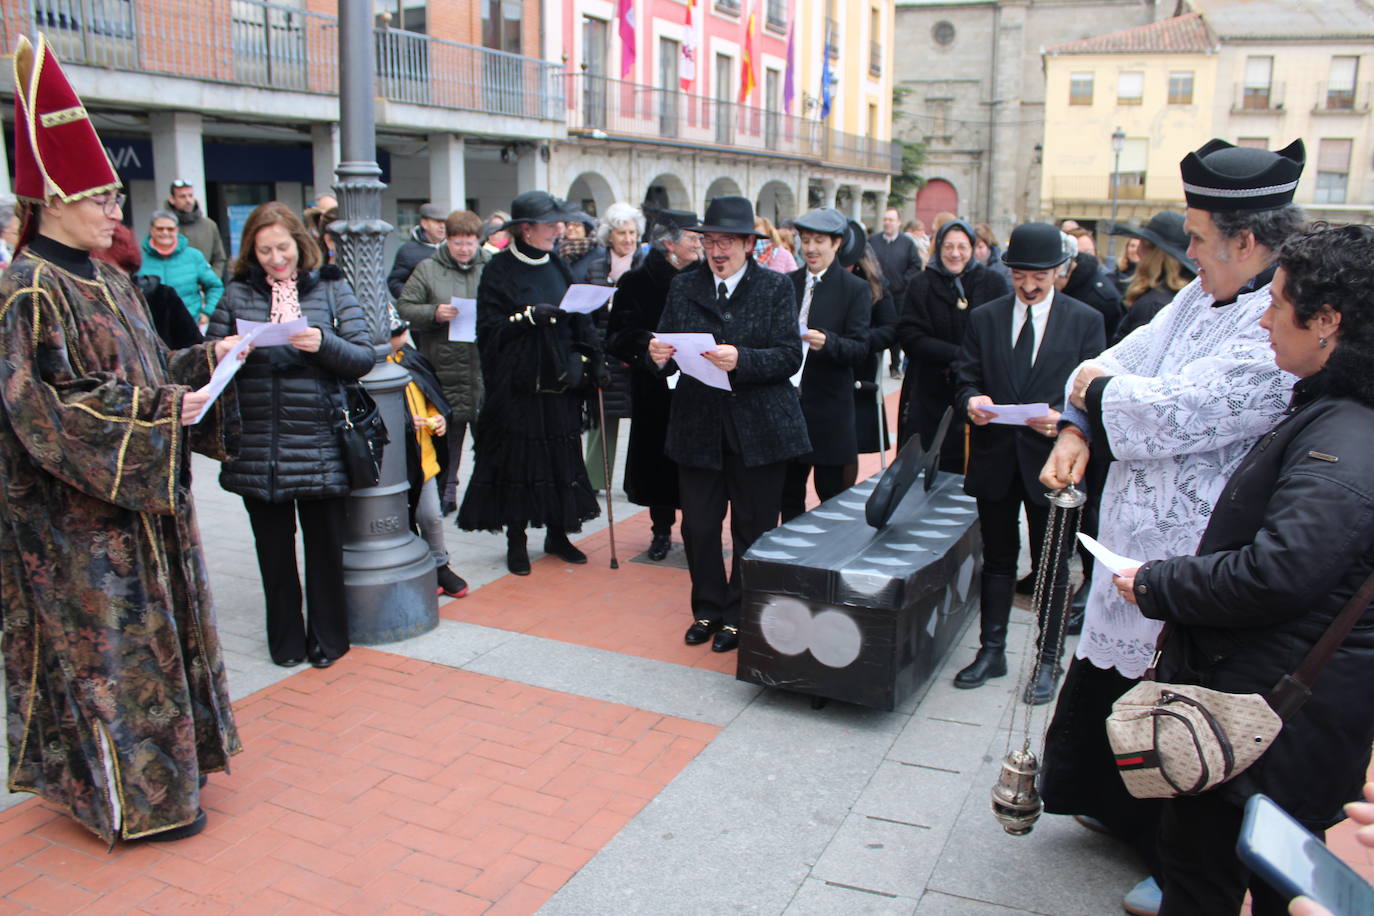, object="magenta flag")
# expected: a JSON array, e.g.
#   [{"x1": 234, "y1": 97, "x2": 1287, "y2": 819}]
[
  {"x1": 783, "y1": 24, "x2": 795, "y2": 113},
  {"x1": 618, "y1": 0, "x2": 636, "y2": 78}
]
